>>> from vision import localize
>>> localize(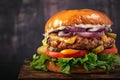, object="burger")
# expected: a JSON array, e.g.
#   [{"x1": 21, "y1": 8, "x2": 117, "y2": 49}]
[{"x1": 30, "y1": 9, "x2": 120, "y2": 74}]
